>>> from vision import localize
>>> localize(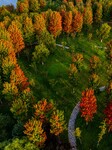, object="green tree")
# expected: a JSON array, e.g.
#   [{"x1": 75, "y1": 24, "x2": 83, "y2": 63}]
[
  {"x1": 32, "y1": 44, "x2": 50, "y2": 65},
  {"x1": 3, "y1": 138, "x2": 39, "y2": 150},
  {"x1": 23, "y1": 16, "x2": 35, "y2": 45},
  {"x1": 29, "y1": 0, "x2": 40, "y2": 12},
  {"x1": 96, "y1": 23, "x2": 111, "y2": 41}
]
